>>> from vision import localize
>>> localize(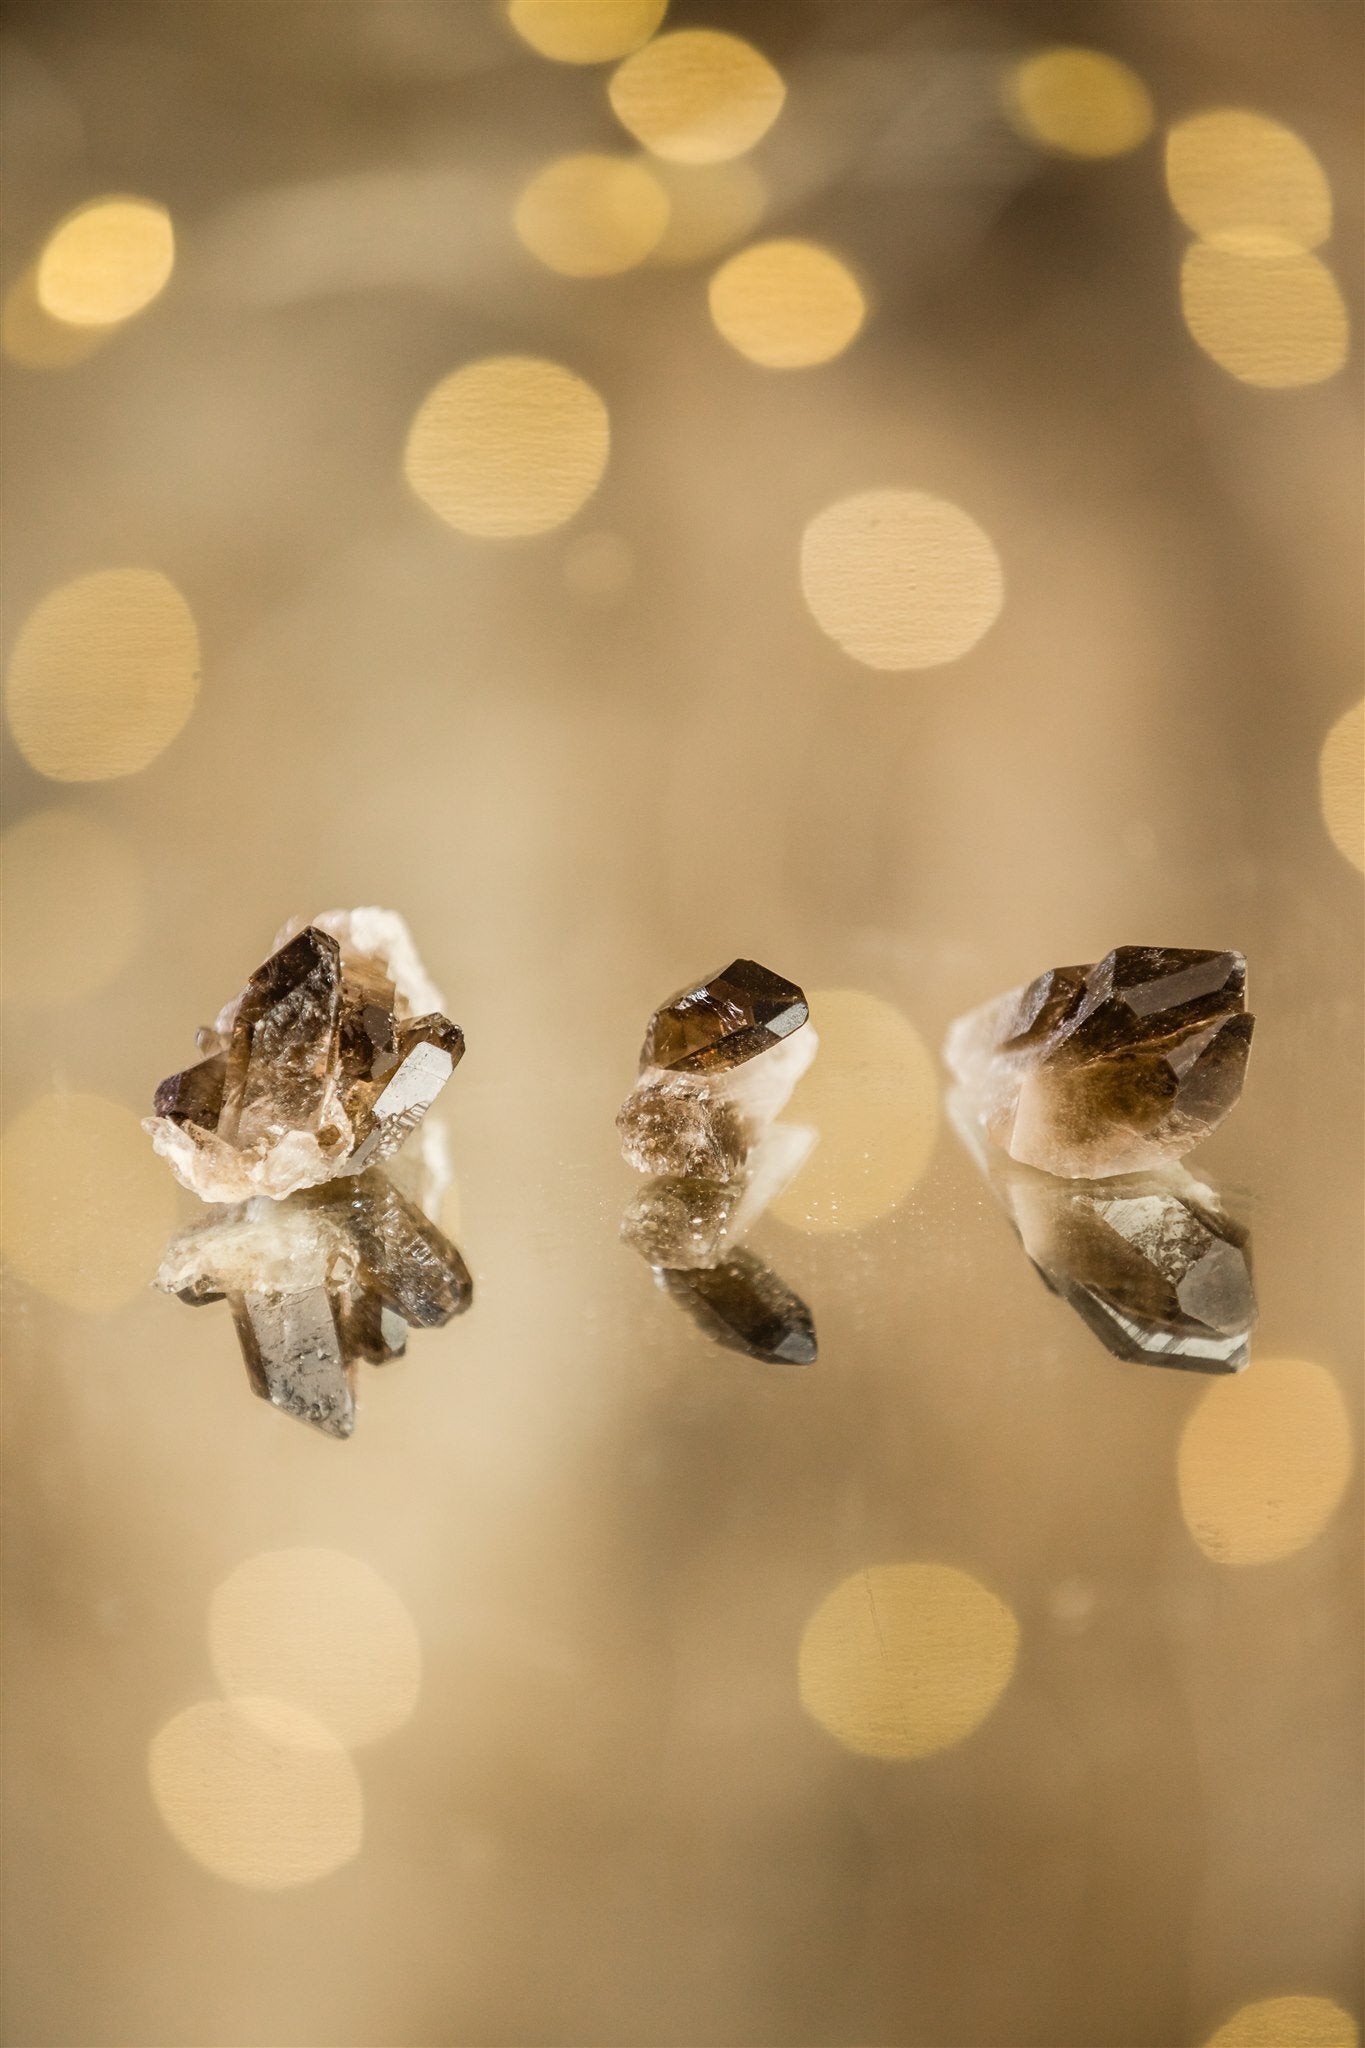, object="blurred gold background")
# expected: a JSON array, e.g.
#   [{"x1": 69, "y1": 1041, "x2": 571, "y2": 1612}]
[{"x1": 1, "y1": 4, "x2": 1361, "y2": 2045}]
